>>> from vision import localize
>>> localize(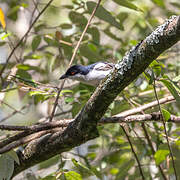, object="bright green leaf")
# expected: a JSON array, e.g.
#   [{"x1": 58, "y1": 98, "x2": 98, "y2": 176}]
[
  {"x1": 110, "y1": 168, "x2": 119, "y2": 175},
  {"x1": 64, "y1": 171, "x2": 82, "y2": 180},
  {"x1": 65, "y1": 97, "x2": 74, "y2": 103},
  {"x1": 154, "y1": 149, "x2": 169, "y2": 165},
  {"x1": 151, "y1": 0, "x2": 165, "y2": 8},
  {"x1": 161, "y1": 108, "x2": 171, "y2": 122},
  {"x1": 0, "y1": 33, "x2": 11, "y2": 40}
]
